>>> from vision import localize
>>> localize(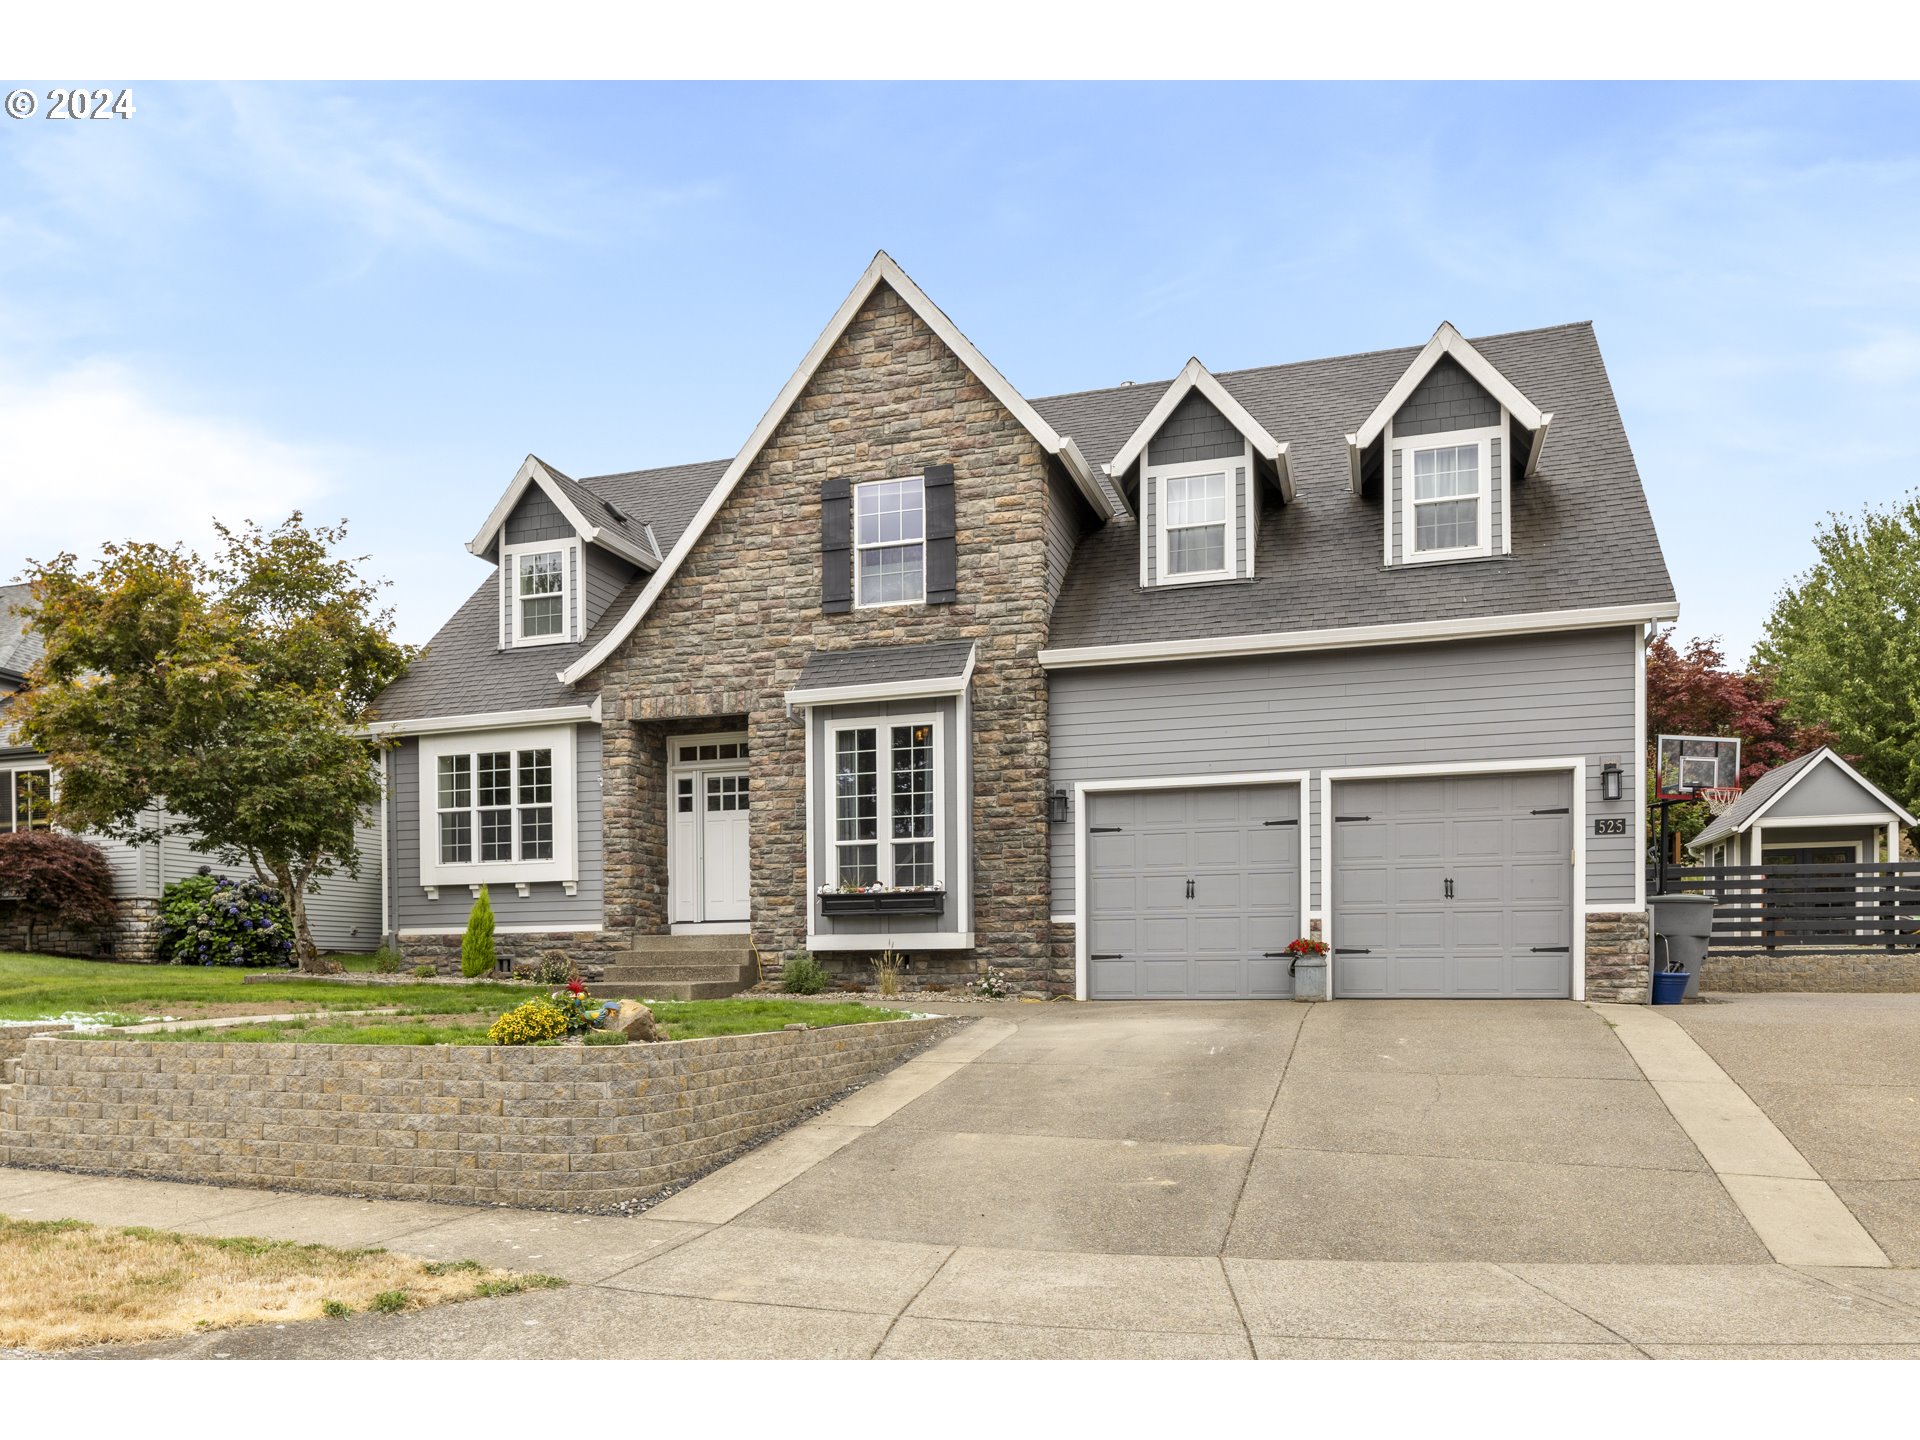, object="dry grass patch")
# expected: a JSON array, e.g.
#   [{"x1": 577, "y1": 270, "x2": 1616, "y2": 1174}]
[{"x1": 0, "y1": 1214, "x2": 563, "y2": 1352}]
